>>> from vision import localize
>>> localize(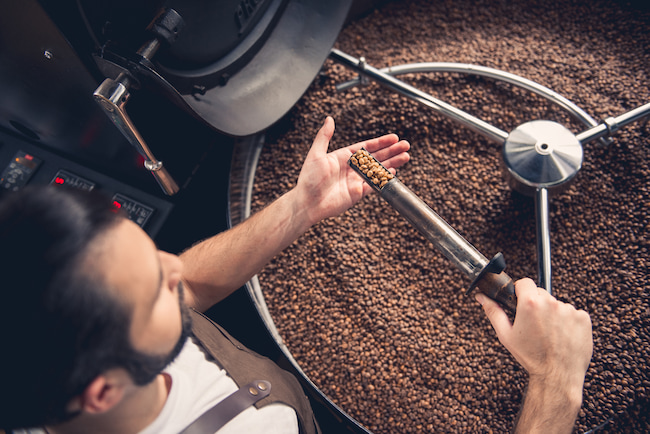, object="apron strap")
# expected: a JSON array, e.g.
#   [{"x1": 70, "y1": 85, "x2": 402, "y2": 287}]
[{"x1": 181, "y1": 380, "x2": 272, "y2": 434}]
